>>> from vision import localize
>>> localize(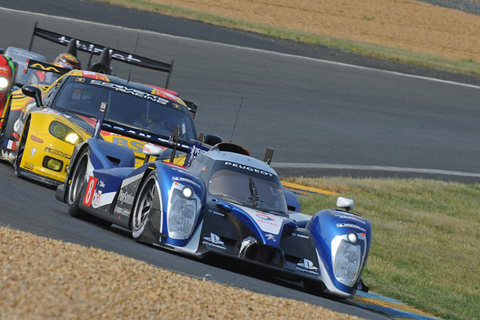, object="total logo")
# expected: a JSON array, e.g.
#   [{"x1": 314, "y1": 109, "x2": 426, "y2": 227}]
[{"x1": 255, "y1": 212, "x2": 274, "y2": 221}]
